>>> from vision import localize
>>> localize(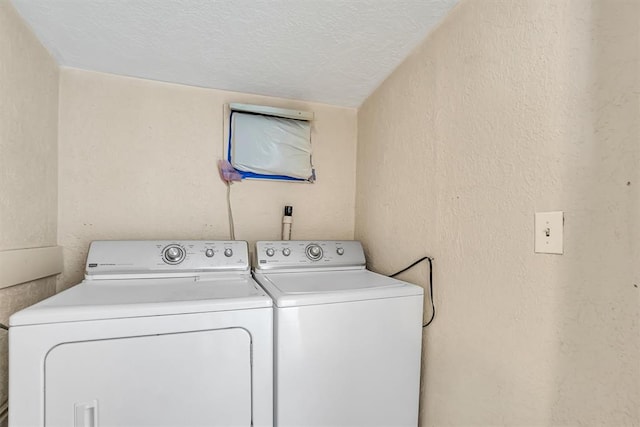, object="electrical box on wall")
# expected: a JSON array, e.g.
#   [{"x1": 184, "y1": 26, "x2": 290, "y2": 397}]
[{"x1": 226, "y1": 103, "x2": 315, "y2": 182}]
